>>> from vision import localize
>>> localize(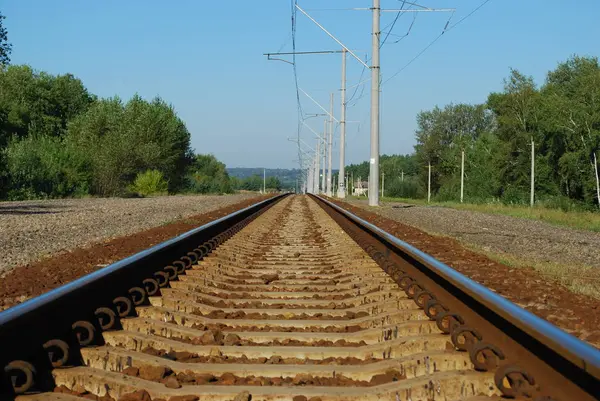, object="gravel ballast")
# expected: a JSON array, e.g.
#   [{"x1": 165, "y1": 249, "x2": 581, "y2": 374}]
[
  {"x1": 0, "y1": 194, "x2": 258, "y2": 275},
  {"x1": 346, "y1": 199, "x2": 600, "y2": 269}
]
